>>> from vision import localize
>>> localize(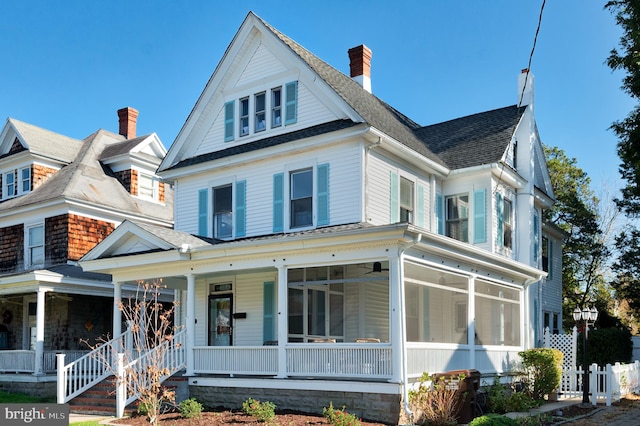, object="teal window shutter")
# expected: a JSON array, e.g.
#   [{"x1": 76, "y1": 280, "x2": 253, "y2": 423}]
[
  {"x1": 284, "y1": 81, "x2": 298, "y2": 125},
  {"x1": 416, "y1": 184, "x2": 425, "y2": 228},
  {"x1": 547, "y1": 240, "x2": 553, "y2": 279},
  {"x1": 533, "y1": 212, "x2": 540, "y2": 264},
  {"x1": 436, "y1": 193, "x2": 444, "y2": 235},
  {"x1": 390, "y1": 171, "x2": 399, "y2": 223},
  {"x1": 224, "y1": 100, "x2": 235, "y2": 142},
  {"x1": 198, "y1": 189, "x2": 208, "y2": 236},
  {"x1": 495, "y1": 192, "x2": 503, "y2": 247},
  {"x1": 473, "y1": 189, "x2": 486, "y2": 243},
  {"x1": 273, "y1": 173, "x2": 284, "y2": 233},
  {"x1": 235, "y1": 180, "x2": 246, "y2": 237},
  {"x1": 317, "y1": 163, "x2": 330, "y2": 226},
  {"x1": 263, "y1": 281, "x2": 275, "y2": 343}
]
